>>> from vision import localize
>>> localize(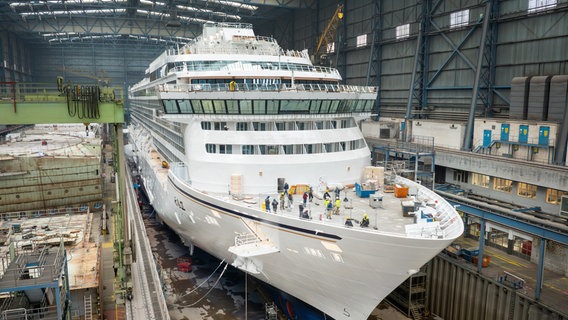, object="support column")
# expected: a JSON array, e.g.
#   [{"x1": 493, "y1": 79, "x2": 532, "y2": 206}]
[
  {"x1": 536, "y1": 238, "x2": 546, "y2": 300},
  {"x1": 477, "y1": 219, "x2": 486, "y2": 273}
]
